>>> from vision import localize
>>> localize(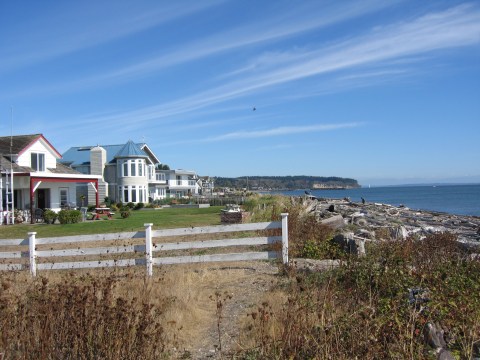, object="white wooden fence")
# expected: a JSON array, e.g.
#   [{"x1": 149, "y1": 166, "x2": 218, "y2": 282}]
[{"x1": 0, "y1": 213, "x2": 288, "y2": 277}]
